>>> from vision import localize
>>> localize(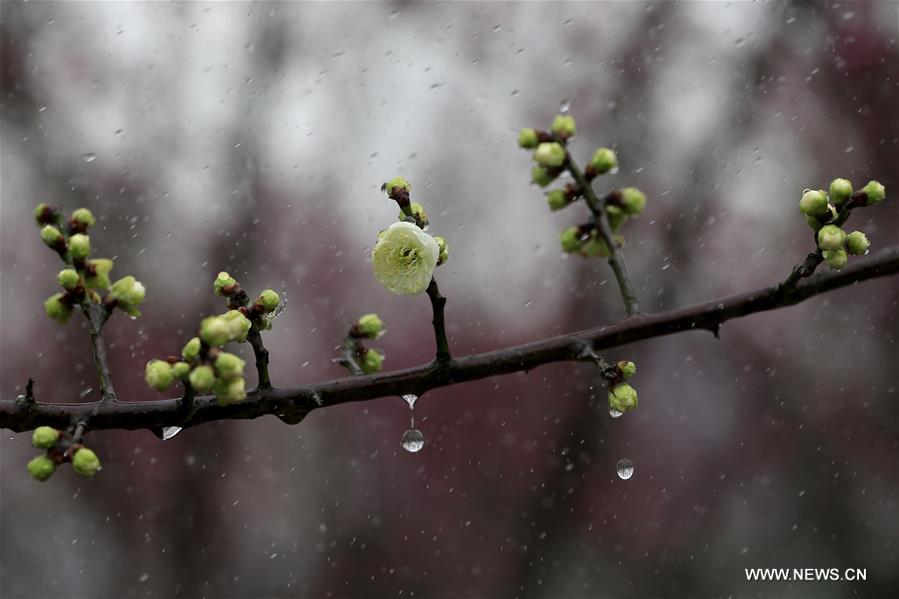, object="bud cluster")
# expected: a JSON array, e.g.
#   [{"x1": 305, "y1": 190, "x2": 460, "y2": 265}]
[
  {"x1": 339, "y1": 313, "x2": 388, "y2": 375},
  {"x1": 601, "y1": 360, "x2": 639, "y2": 415},
  {"x1": 516, "y1": 114, "x2": 648, "y2": 257},
  {"x1": 26, "y1": 426, "x2": 101, "y2": 481},
  {"x1": 143, "y1": 272, "x2": 282, "y2": 405},
  {"x1": 798, "y1": 178, "x2": 885, "y2": 270},
  {"x1": 34, "y1": 204, "x2": 145, "y2": 322}
]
